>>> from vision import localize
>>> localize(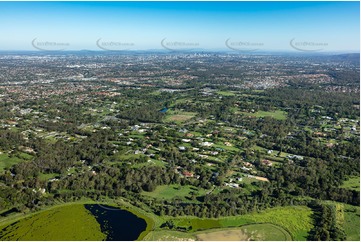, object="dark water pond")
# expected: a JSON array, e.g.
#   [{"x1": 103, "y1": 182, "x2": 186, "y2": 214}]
[
  {"x1": 159, "y1": 107, "x2": 169, "y2": 113},
  {"x1": 85, "y1": 204, "x2": 147, "y2": 241}
]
